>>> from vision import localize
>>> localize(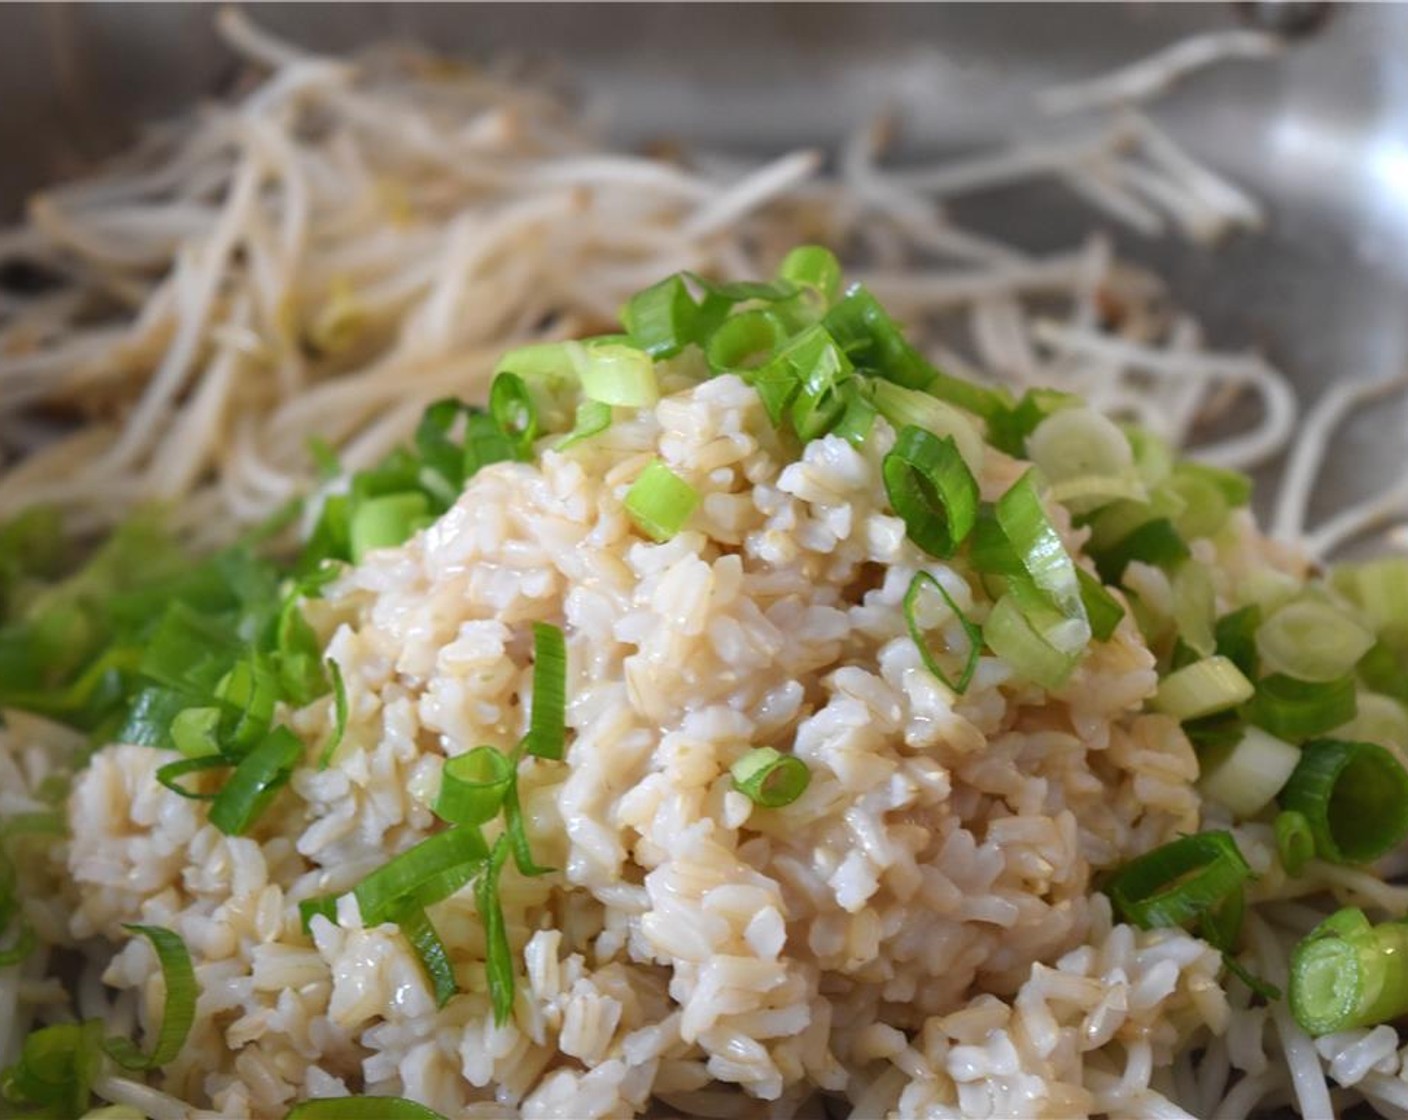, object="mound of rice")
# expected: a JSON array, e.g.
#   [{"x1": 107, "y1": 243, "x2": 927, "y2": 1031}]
[{"x1": 35, "y1": 372, "x2": 1256, "y2": 1117}]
